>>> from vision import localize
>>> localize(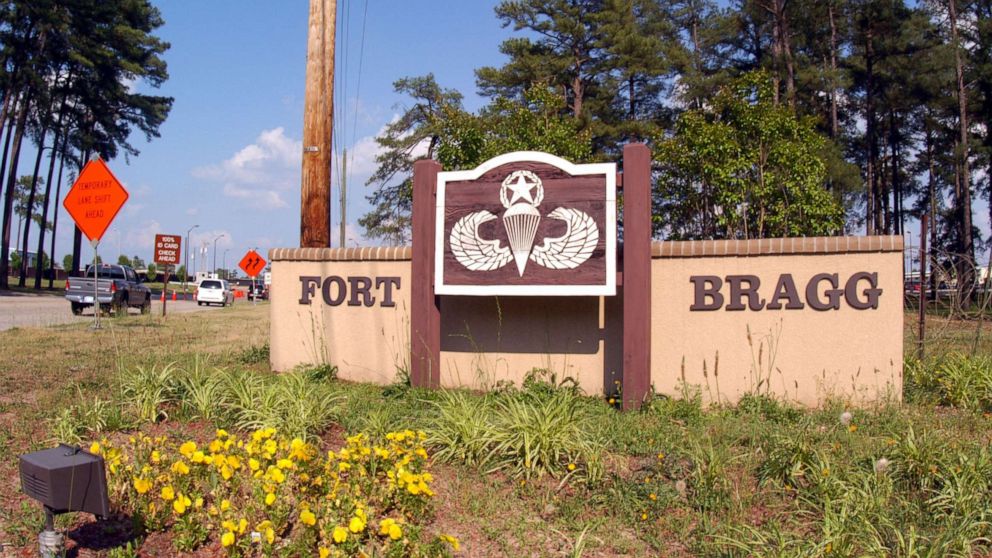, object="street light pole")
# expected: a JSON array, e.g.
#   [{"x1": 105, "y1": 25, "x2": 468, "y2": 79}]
[
  {"x1": 184, "y1": 224, "x2": 198, "y2": 299},
  {"x1": 223, "y1": 249, "x2": 229, "y2": 278},
  {"x1": 212, "y1": 234, "x2": 225, "y2": 276}
]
